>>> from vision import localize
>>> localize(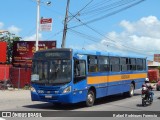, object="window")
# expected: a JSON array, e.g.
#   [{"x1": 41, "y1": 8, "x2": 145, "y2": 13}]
[
  {"x1": 98, "y1": 56, "x2": 109, "y2": 72},
  {"x1": 143, "y1": 59, "x2": 146, "y2": 70},
  {"x1": 110, "y1": 57, "x2": 119, "y2": 64},
  {"x1": 120, "y1": 58, "x2": 127, "y2": 71},
  {"x1": 88, "y1": 56, "x2": 98, "y2": 72},
  {"x1": 137, "y1": 58, "x2": 143, "y2": 70},
  {"x1": 36, "y1": 61, "x2": 48, "y2": 80},
  {"x1": 74, "y1": 60, "x2": 86, "y2": 83},
  {"x1": 128, "y1": 58, "x2": 136, "y2": 70},
  {"x1": 131, "y1": 58, "x2": 136, "y2": 65},
  {"x1": 79, "y1": 61, "x2": 86, "y2": 76},
  {"x1": 48, "y1": 60, "x2": 71, "y2": 83},
  {"x1": 110, "y1": 57, "x2": 120, "y2": 72}
]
